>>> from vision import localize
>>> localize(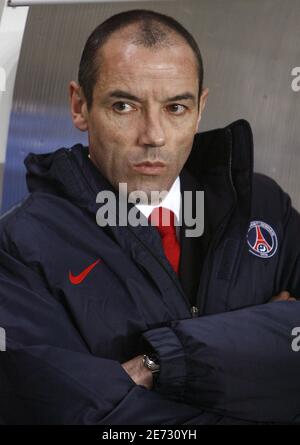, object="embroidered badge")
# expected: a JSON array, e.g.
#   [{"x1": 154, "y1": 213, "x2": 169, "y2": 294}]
[{"x1": 247, "y1": 220, "x2": 278, "y2": 258}]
